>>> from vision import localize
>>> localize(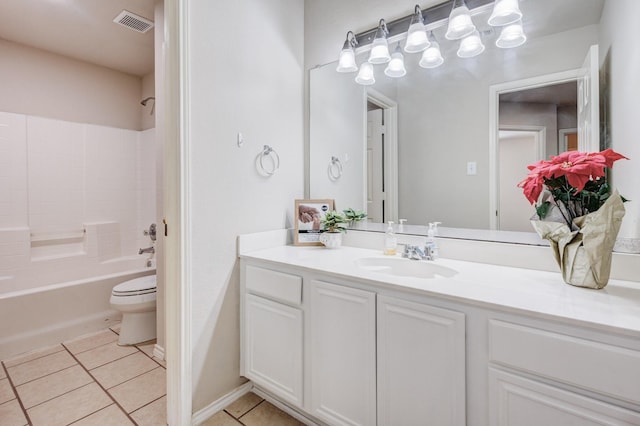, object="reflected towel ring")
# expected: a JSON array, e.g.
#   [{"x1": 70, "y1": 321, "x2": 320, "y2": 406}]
[
  {"x1": 258, "y1": 145, "x2": 280, "y2": 176},
  {"x1": 328, "y1": 156, "x2": 343, "y2": 180}
]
